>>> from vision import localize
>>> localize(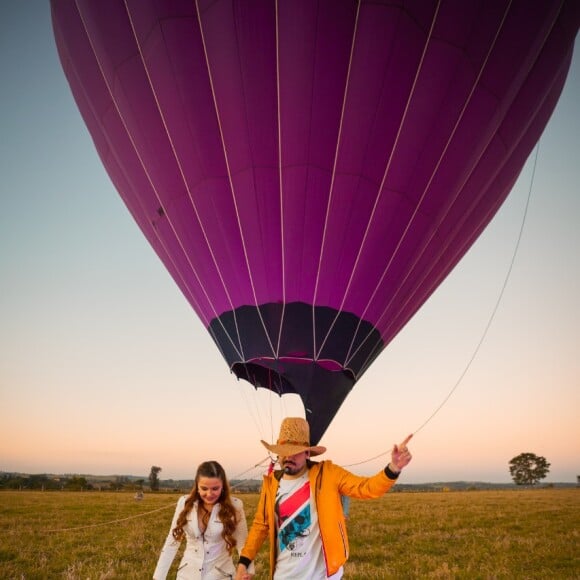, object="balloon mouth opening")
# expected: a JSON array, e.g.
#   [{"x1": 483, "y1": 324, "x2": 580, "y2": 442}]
[
  {"x1": 231, "y1": 358, "x2": 355, "y2": 391},
  {"x1": 246, "y1": 355, "x2": 345, "y2": 372},
  {"x1": 231, "y1": 359, "x2": 357, "y2": 443}
]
